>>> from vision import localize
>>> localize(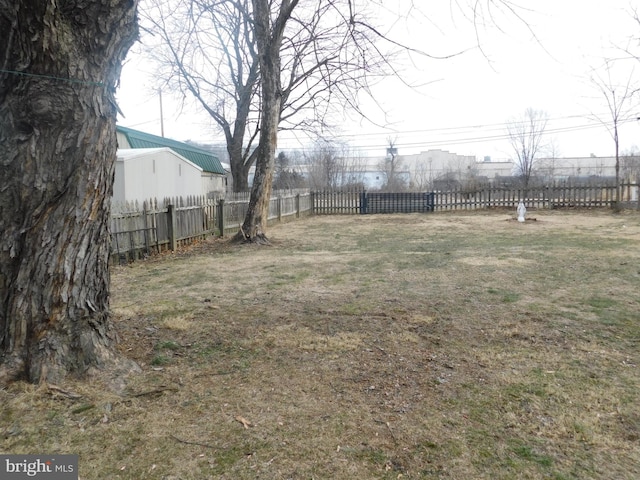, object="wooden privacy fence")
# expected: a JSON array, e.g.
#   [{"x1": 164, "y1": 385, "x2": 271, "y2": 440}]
[
  {"x1": 362, "y1": 192, "x2": 435, "y2": 214},
  {"x1": 432, "y1": 183, "x2": 619, "y2": 211},
  {"x1": 111, "y1": 181, "x2": 639, "y2": 263},
  {"x1": 216, "y1": 191, "x2": 312, "y2": 236},
  {"x1": 110, "y1": 196, "x2": 215, "y2": 264},
  {"x1": 311, "y1": 190, "x2": 362, "y2": 214},
  {"x1": 110, "y1": 191, "x2": 312, "y2": 263},
  {"x1": 311, "y1": 181, "x2": 639, "y2": 214}
]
